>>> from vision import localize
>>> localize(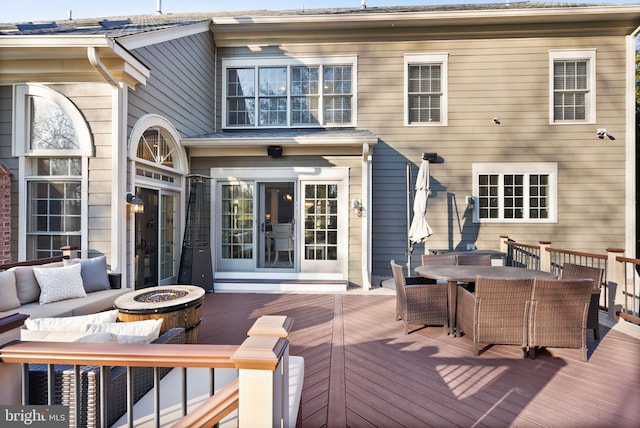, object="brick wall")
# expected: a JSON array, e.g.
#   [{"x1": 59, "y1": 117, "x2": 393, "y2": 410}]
[{"x1": 0, "y1": 161, "x2": 11, "y2": 264}]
